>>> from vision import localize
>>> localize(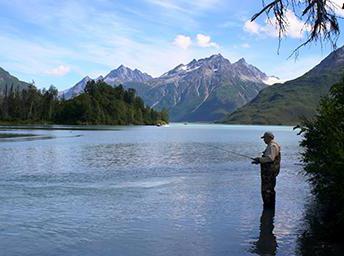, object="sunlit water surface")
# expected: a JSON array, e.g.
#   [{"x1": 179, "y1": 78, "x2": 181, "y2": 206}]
[{"x1": 0, "y1": 124, "x2": 309, "y2": 256}]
